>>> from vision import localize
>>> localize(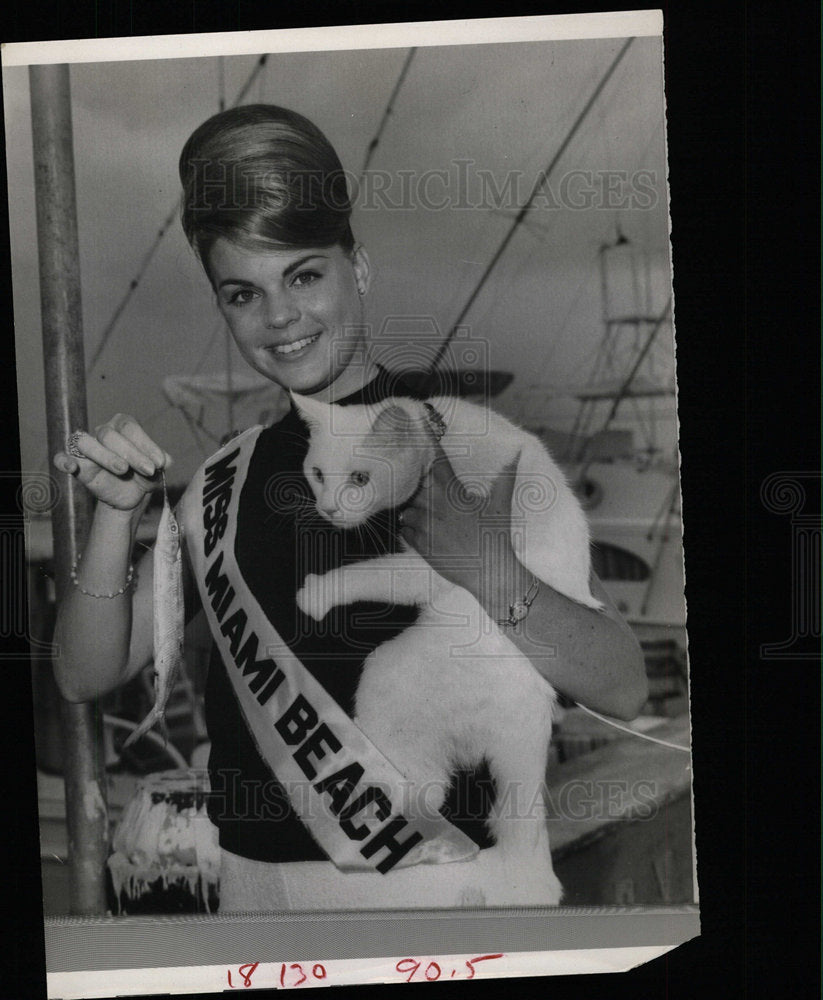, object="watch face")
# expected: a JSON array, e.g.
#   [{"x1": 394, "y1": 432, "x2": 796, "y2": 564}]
[{"x1": 510, "y1": 602, "x2": 529, "y2": 622}]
